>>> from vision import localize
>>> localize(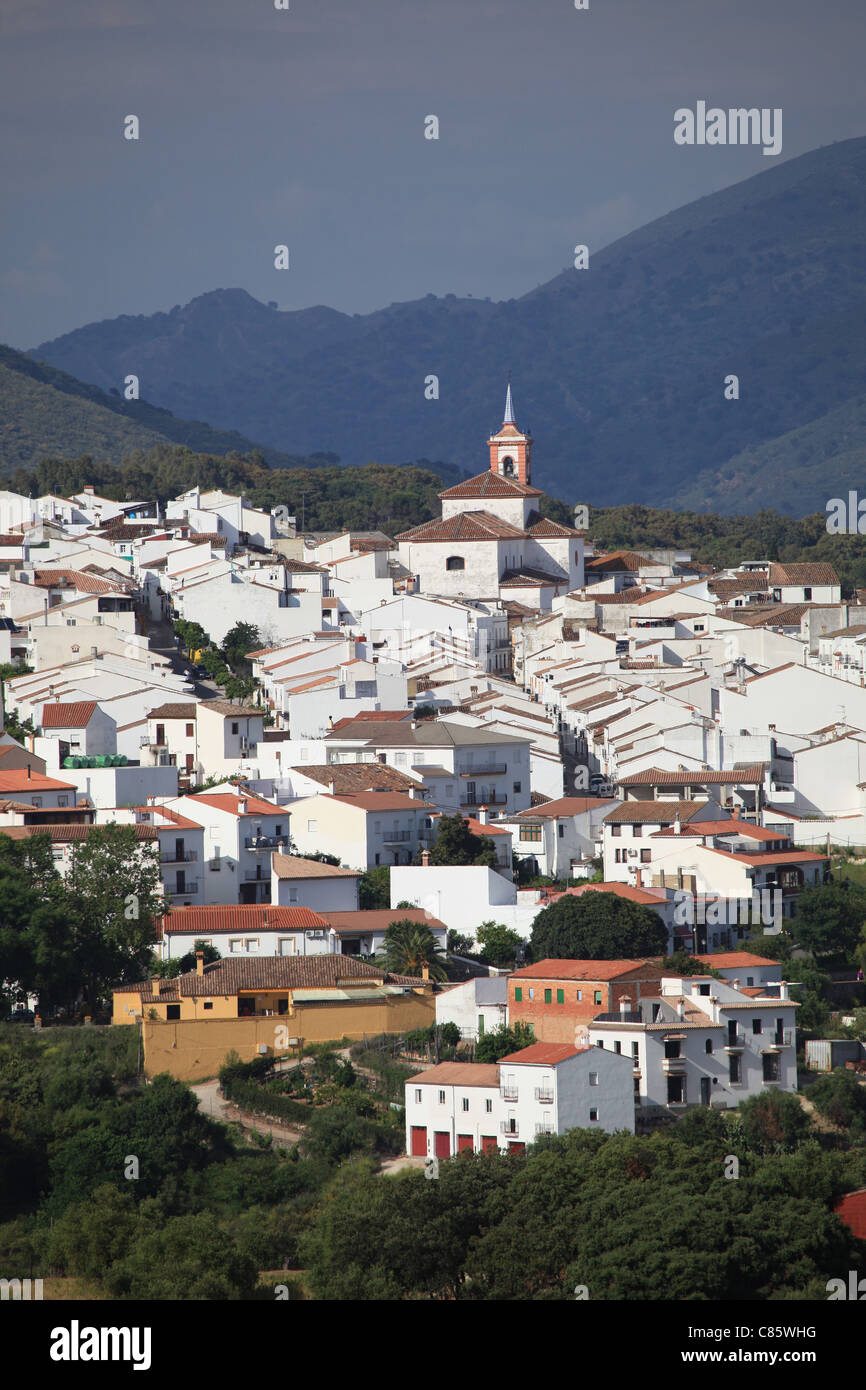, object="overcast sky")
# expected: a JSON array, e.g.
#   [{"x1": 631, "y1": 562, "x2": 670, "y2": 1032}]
[{"x1": 2, "y1": 0, "x2": 865, "y2": 348}]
